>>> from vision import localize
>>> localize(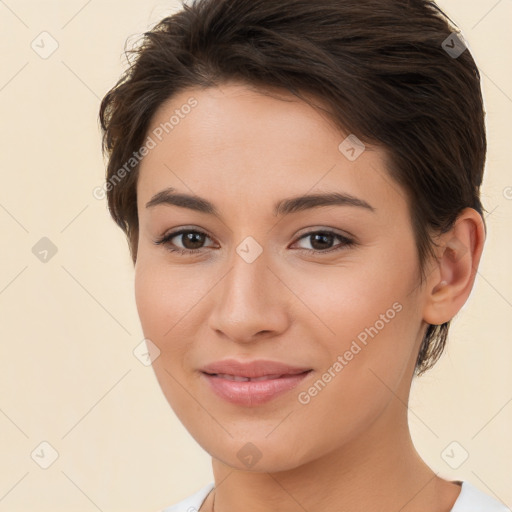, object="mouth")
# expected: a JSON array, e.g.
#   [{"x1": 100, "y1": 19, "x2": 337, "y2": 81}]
[
  {"x1": 199, "y1": 360, "x2": 313, "y2": 406},
  {"x1": 206, "y1": 373, "x2": 301, "y2": 382}
]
